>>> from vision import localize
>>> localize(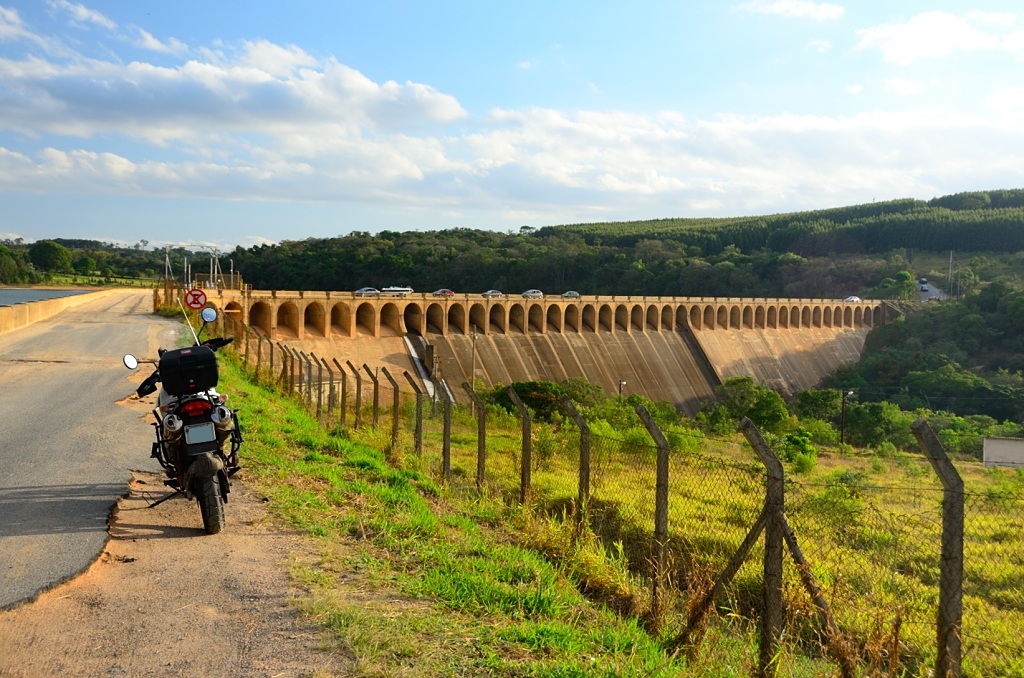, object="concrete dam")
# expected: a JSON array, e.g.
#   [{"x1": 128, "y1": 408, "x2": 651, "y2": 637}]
[{"x1": 195, "y1": 287, "x2": 885, "y2": 415}]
